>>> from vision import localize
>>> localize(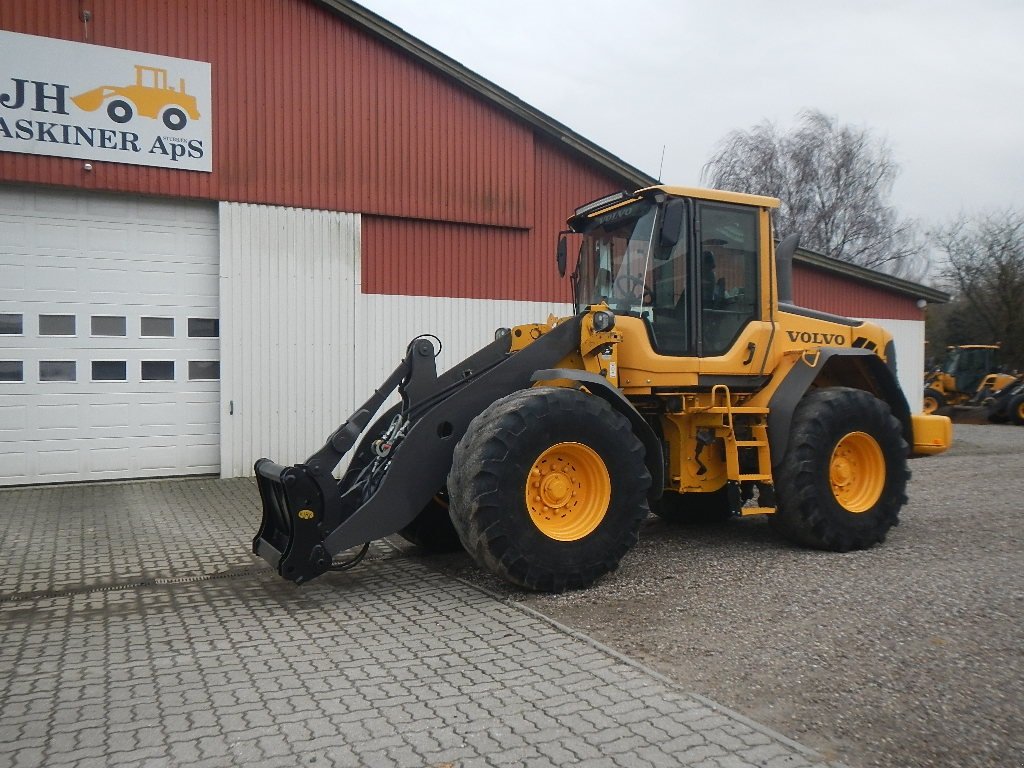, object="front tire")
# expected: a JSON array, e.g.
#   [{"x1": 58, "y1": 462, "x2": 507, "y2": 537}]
[
  {"x1": 772, "y1": 387, "x2": 908, "y2": 552},
  {"x1": 447, "y1": 387, "x2": 650, "y2": 592}
]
